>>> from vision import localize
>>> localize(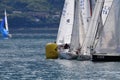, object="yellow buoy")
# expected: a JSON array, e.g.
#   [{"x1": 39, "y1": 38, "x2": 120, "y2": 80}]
[{"x1": 45, "y1": 43, "x2": 58, "y2": 59}]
